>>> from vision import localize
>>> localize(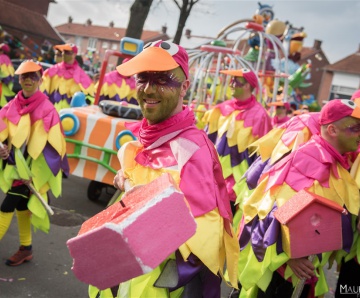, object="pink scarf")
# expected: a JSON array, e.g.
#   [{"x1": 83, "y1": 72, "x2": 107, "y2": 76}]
[
  {"x1": 126, "y1": 106, "x2": 196, "y2": 148},
  {"x1": 217, "y1": 95, "x2": 257, "y2": 116},
  {"x1": 14, "y1": 90, "x2": 46, "y2": 115}
]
